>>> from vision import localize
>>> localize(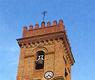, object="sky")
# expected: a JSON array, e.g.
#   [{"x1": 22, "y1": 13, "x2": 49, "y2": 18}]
[{"x1": 0, "y1": 0, "x2": 95, "y2": 80}]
